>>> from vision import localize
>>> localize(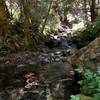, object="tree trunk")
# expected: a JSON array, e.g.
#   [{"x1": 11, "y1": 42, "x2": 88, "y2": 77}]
[
  {"x1": 41, "y1": 0, "x2": 53, "y2": 34},
  {"x1": 0, "y1": 0, "x2": 10, "y2": 37},
  {"x1": 20, "y1": 0, "x2": 31, "y2": 47},
  {"x1": 24, "y1": 15, "x2": 30, "y2": 47},
  {"x1": 90, "y1": 0, "x2": 96, "y2": 22}
]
